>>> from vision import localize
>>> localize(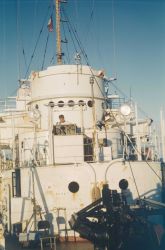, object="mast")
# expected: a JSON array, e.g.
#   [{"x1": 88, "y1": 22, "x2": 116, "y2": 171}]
[{"x1": 55, "y1": 0, "x2": 63, "y2": 64}]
